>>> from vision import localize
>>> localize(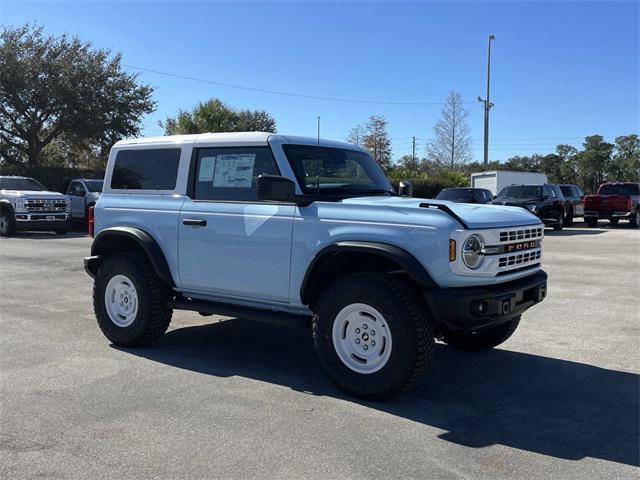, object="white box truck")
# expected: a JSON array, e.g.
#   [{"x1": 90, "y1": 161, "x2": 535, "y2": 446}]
[{"x1": 471, "y1": 171, "x2": 549, "y2": 196}]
